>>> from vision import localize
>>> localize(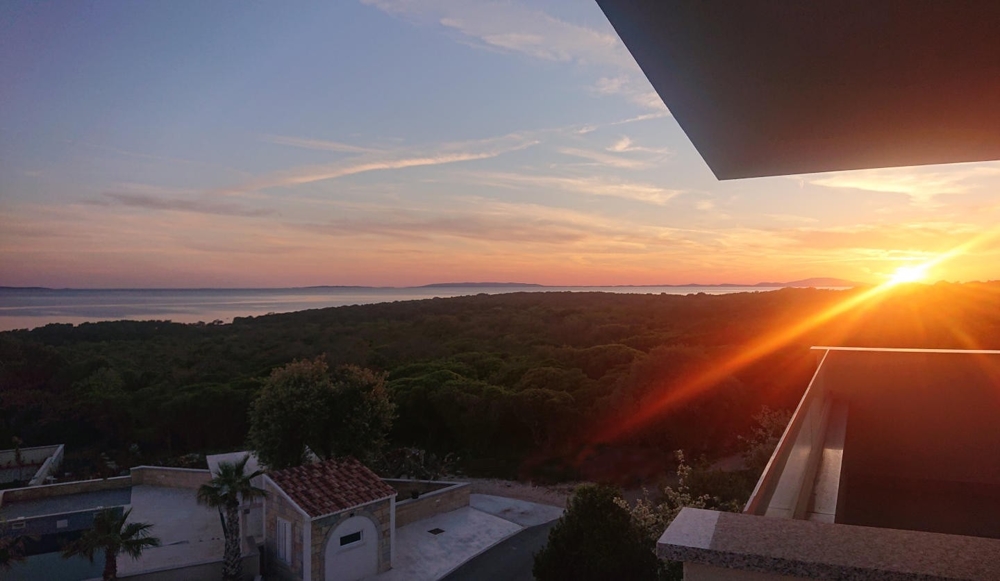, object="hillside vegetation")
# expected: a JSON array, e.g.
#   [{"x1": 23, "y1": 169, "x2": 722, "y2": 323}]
[{"x1": 2, "y1": 282, "x2": 998, "y2": 482}]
